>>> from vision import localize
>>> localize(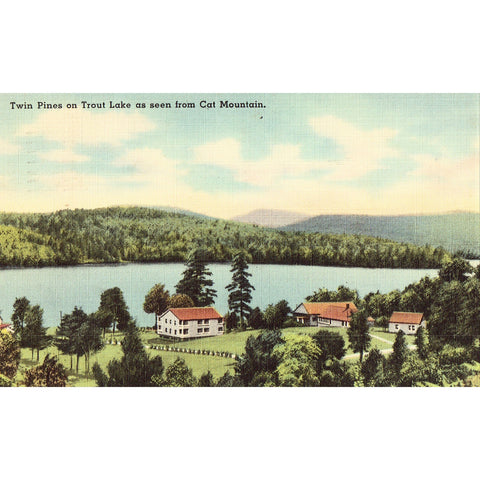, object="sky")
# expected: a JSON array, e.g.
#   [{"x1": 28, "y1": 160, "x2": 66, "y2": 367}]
[{"x1": 0, "y1": 93, "x2": 478, "y2": 218}]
